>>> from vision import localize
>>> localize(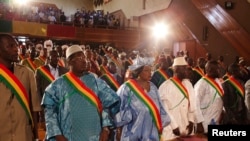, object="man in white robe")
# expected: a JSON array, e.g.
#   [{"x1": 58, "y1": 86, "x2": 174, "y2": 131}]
[
  {"x1": 194, "y1": 60, "x2": 224, "y2": 133},
  {"x1": 159, "y1": 57, "x2": 198, "y2": 140}
]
